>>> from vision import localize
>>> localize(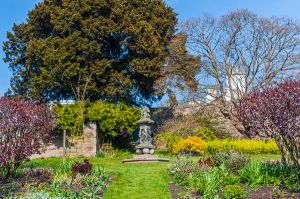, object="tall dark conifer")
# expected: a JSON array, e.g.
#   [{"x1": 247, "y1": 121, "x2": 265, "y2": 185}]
[{"x1": 3, "y1": 0, "x2": 177, "y2": 105}]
